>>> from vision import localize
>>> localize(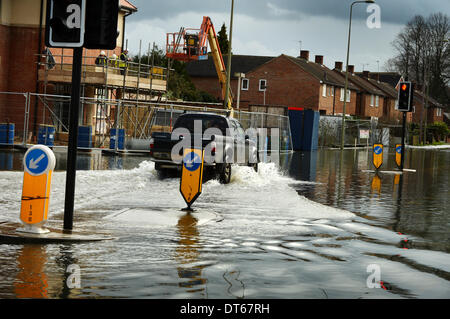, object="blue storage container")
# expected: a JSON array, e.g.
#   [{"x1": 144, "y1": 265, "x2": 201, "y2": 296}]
[
  {"x1": 288, "y1": 109, "x2": 319, "y2": 151},
  {"x1": 302, "y1": 110, "x2": 320, "y2": 151},
  {"x1": 0, "y1": 123, "x2": 14, "y2": 145},
  {"x1": 288, "y1": 108, "x2": 304, "y2": 151},
  {"x1": 37, "y1": 125, "x2": 55, "y2": 146},
  {"x1": 110, "y1": 128, "x2": 125, "y2": 150},
  {"x1": 78, "y1": 125, "x2": 92, "y2": 148}
]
